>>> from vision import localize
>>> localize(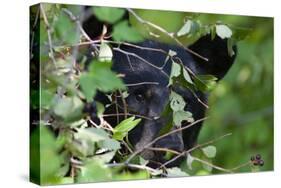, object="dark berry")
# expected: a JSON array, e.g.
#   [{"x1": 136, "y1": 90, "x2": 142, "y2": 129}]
[
  {"x1": 255, "y1": 154, "x2": 261, "y2": 160},
  {"x1": 259, "y1": 160, "x2": 264, "y2": 167},
  {"x1": 253, "y1": 161, "x2": 259, "y2": 166}
]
